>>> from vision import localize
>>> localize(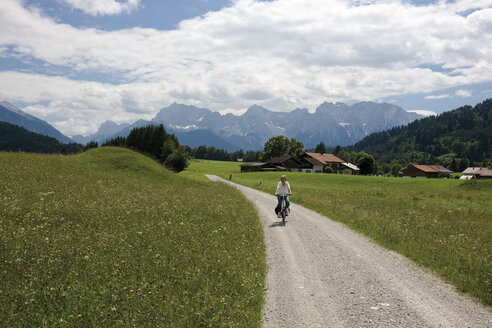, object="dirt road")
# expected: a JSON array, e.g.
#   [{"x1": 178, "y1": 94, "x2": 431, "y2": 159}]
[{"x1": 206, "y1": 175, "x2": 491, "y2": 328}]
